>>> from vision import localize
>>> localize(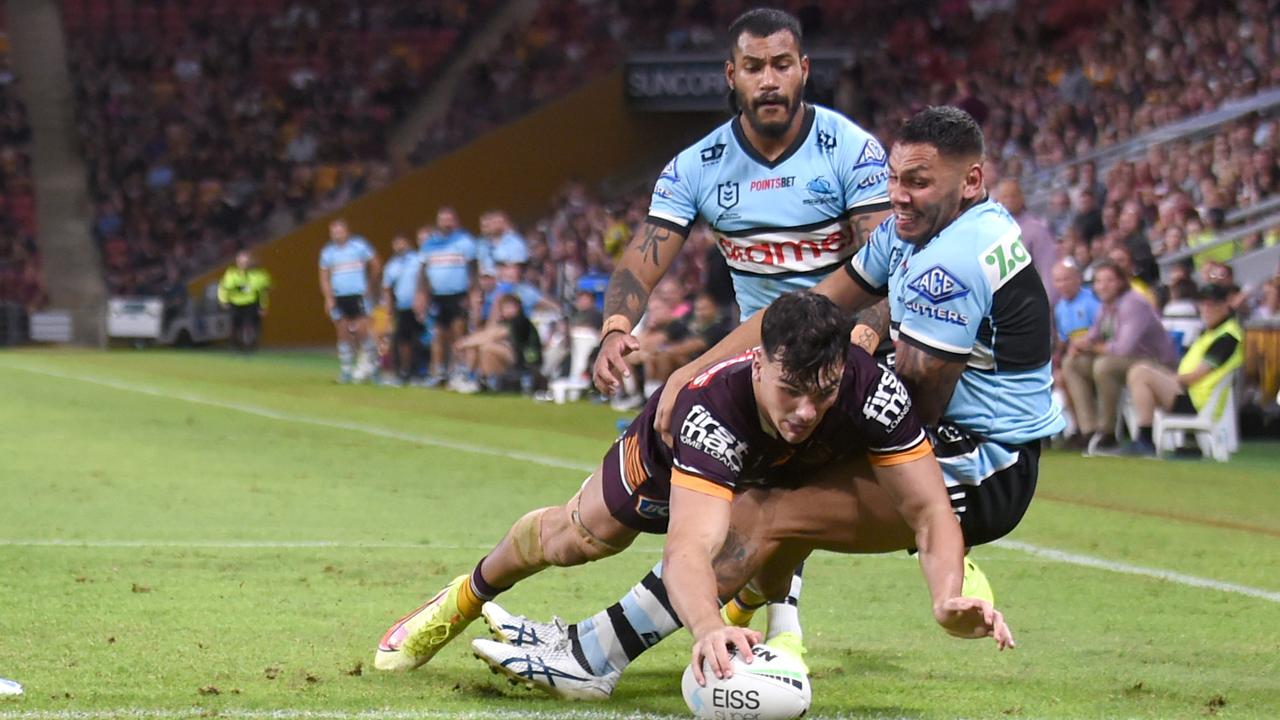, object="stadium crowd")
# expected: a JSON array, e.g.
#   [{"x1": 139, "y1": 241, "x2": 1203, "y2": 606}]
[
  {"x1": 64, "y1": 0, "x2": 494, "y2": 296},
  {"x1": 0, "y1": 24, "x2": 43, "y2": 313}
]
